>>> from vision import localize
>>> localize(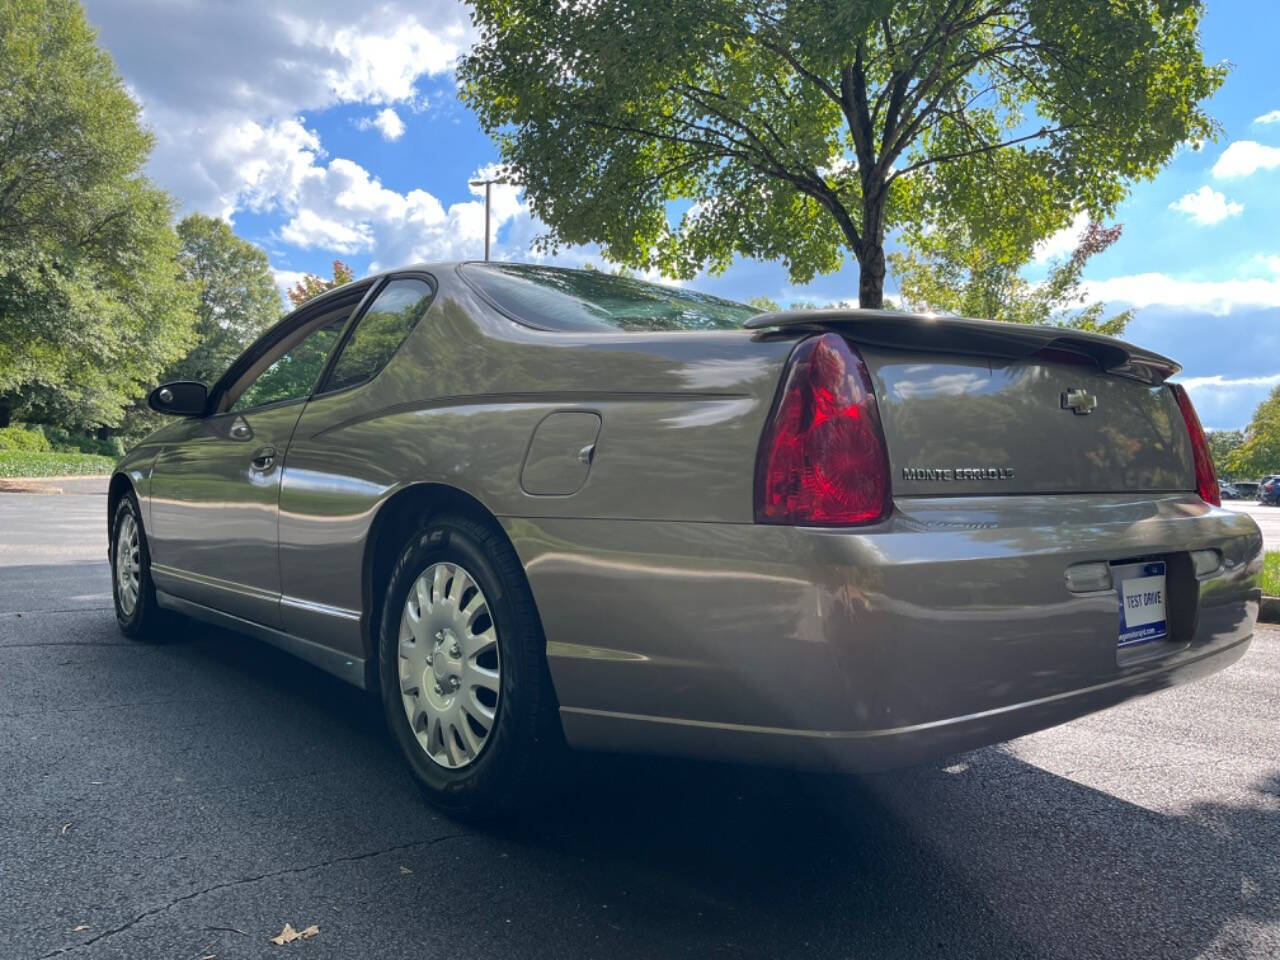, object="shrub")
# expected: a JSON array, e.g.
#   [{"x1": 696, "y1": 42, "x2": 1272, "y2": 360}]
[
  {"x1": 0, "y1": 425, "x2": 53, "y2": 452},
  {"x1": 1263, "y1": 552, "x2": 1279, "y2": 598},
  {"x1": 22, "y1": 424, "x2": 125, "y2": 458},
  {"x1": 0, "y1": 451, "x2": 114, "y2": 477}
]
